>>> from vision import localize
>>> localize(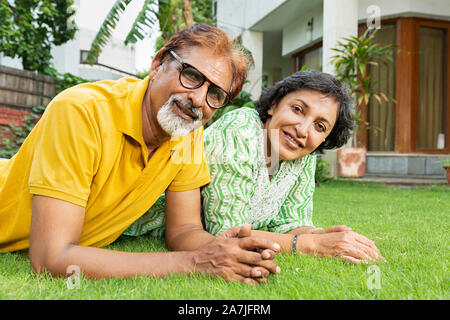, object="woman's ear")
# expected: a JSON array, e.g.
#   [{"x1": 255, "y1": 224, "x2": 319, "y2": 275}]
[{"x1": 267, "y1": 101, "x2": 276, "y2": 116}]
